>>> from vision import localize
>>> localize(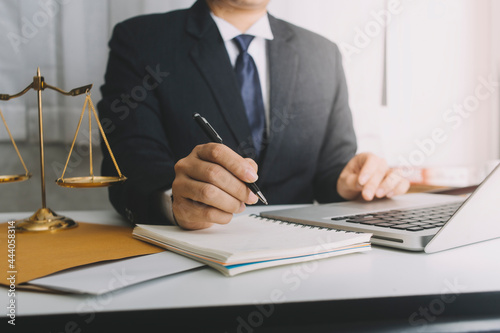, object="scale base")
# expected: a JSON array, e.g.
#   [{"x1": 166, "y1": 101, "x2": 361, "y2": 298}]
[{"x1": 16, "y1": 208, "x2": 78, "y2": 232}]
